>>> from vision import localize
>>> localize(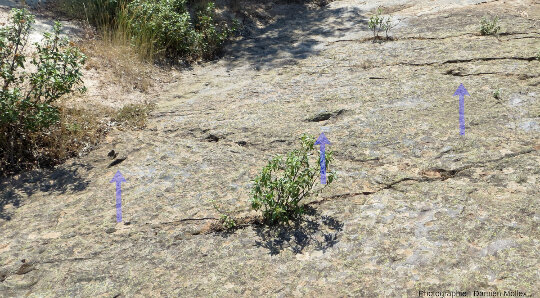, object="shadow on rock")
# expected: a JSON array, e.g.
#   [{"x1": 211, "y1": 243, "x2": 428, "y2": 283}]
[
  {"x1": 0, "y1": 163, "x2": 92, "y2": 220},
  {"x1": 253, "y1": 206, "x2": 344, "y2": 255},
  {"x1": 225, "y1": 4, "x2": 367, "y2": 69}
]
